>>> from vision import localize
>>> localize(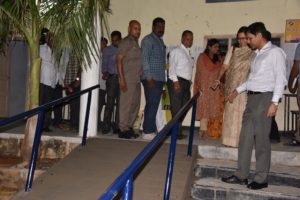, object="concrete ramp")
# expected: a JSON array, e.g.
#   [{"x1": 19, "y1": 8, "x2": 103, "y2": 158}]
[{"x1": 13, "y1": 138, "x2": 197, "y2": 200}]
